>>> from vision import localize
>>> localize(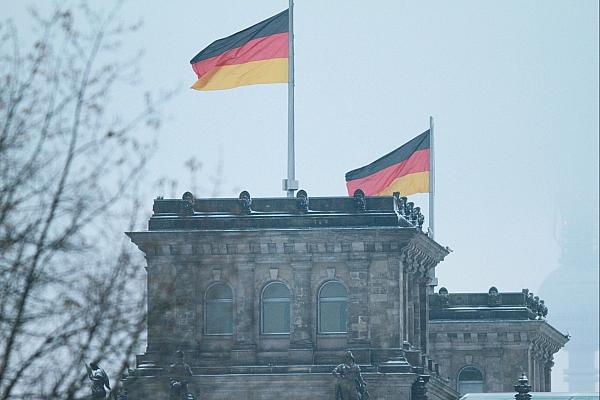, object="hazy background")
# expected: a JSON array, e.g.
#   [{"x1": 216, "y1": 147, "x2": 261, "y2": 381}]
[{"x1": 6, "y1": 0, "x2": 598, "y2": 392}]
